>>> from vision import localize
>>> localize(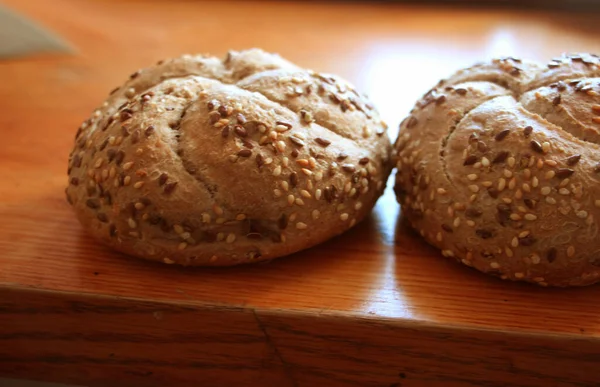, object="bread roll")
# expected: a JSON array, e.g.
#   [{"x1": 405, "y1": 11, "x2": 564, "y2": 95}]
[
  {"x1": 394, "y1": 53, "x2": 600, "y2": 286},
  {"x1": 66, "y1": 49, "x2": 392, "y2": 266}
]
